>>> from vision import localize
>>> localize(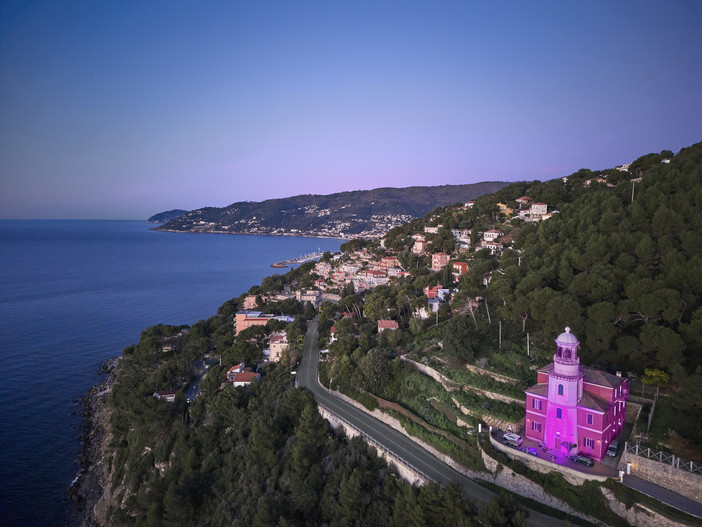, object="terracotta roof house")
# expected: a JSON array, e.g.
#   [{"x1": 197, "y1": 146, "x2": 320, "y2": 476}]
[
  {"x1": 235, "y1": 310, "x2": 275, "y2": 335},
  {"x1": 232, "y1": 371, "x2": 261, "y2": 387},
  {"x1": 423, "y1": 283, "x2": 443, "y2": 299},
  {"x1": 377, "y1": 320, "x2": 399, "y2": 332},
  {"x1": 226, "y1": 363, "x2": 245, "y2": 382},
  {"x1": 153, "y1": 391, "x2": 177, "y2": 402},
  {"x1": 452, "y1": 261, "x2": 468, "y2": 277},
  {"x1": 431, "y1": 252, "x2": 450, "y2": 272}
]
